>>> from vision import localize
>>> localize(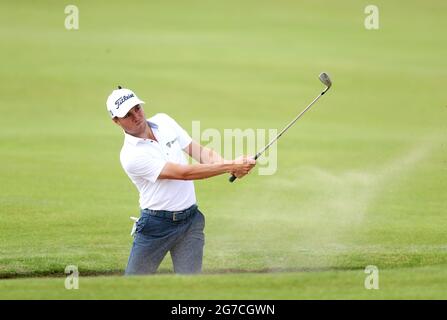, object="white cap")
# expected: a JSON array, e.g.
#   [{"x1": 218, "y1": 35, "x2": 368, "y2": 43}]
[{"x1": 106, "y1": 87, "x2": 145, "y2": 118}]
